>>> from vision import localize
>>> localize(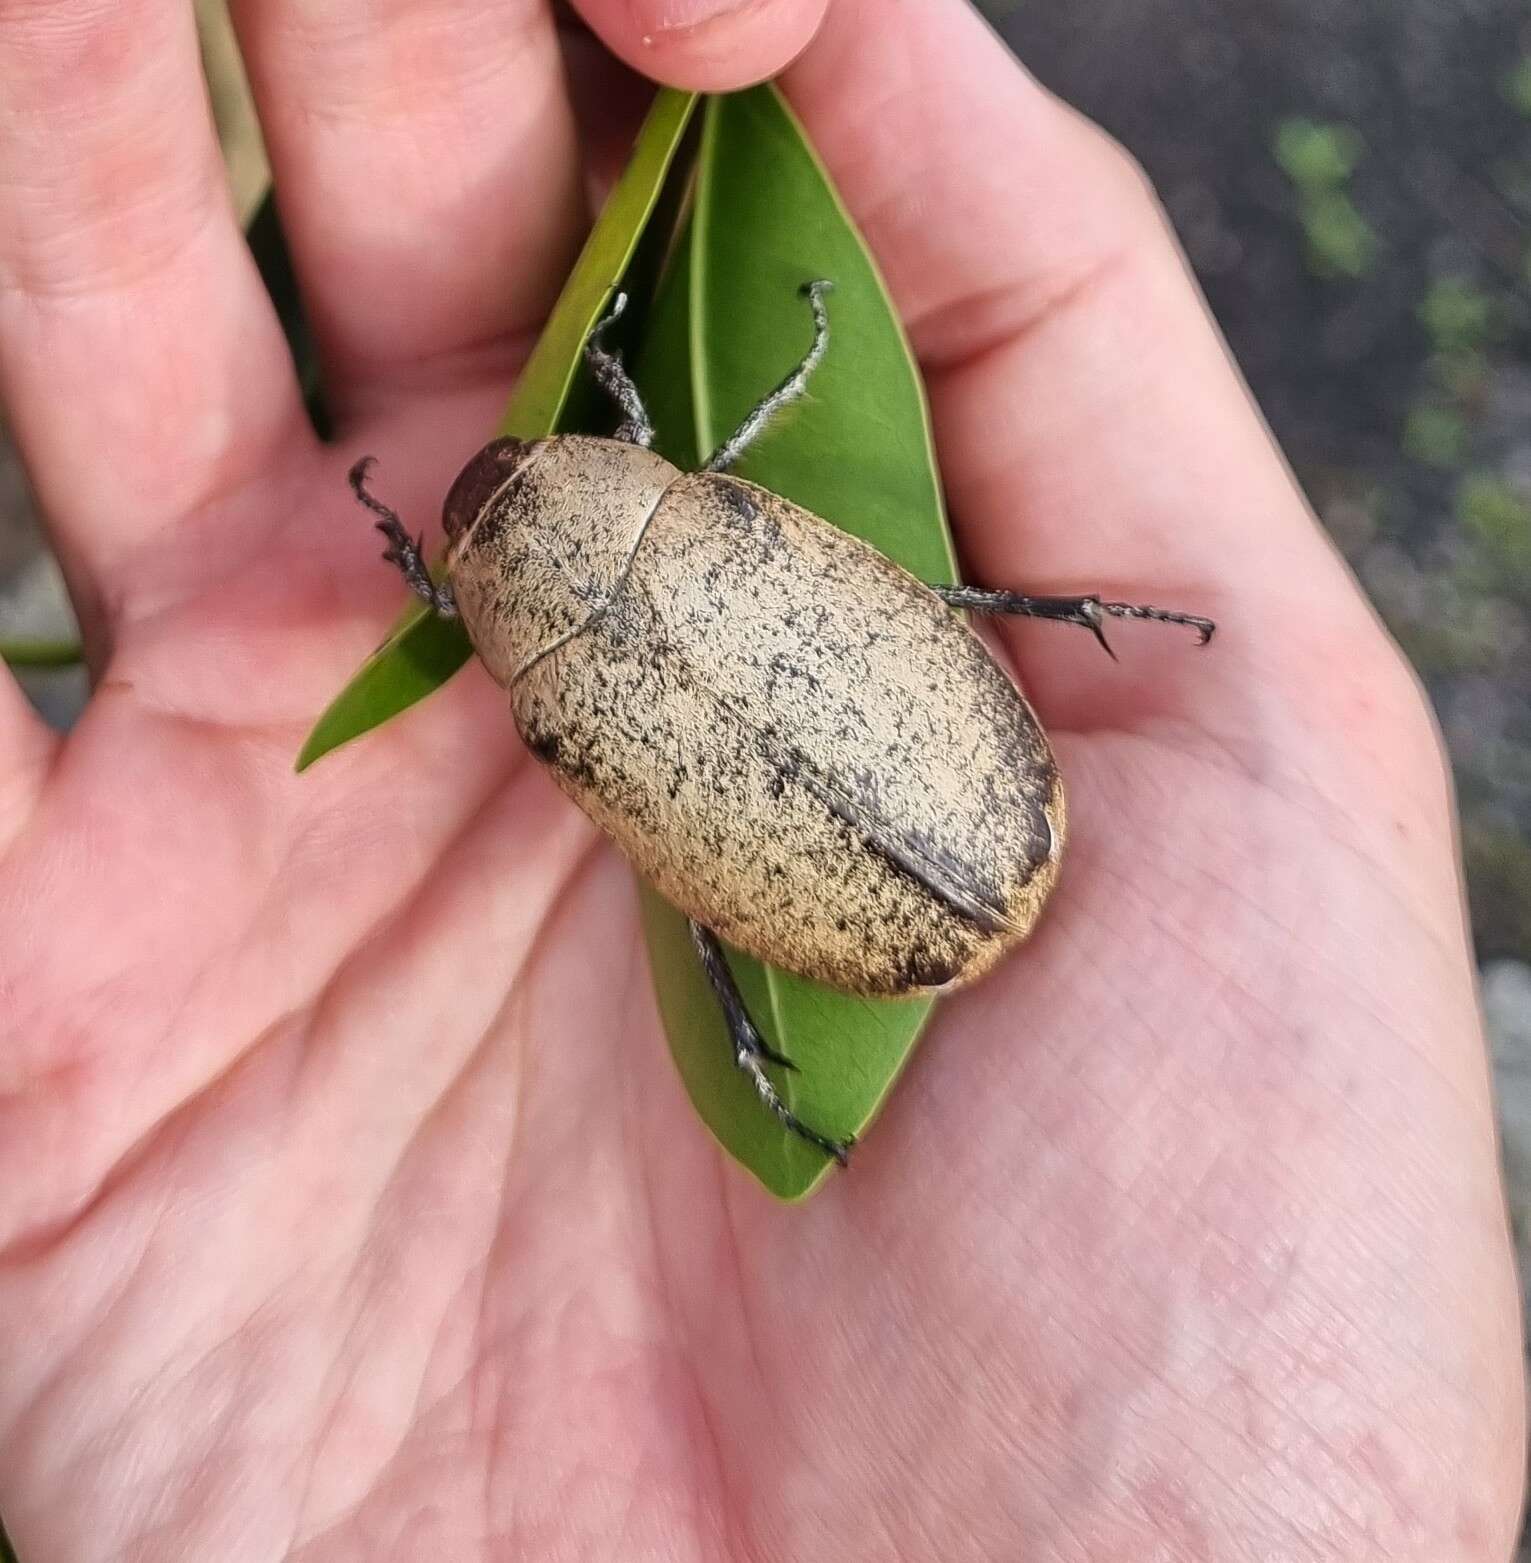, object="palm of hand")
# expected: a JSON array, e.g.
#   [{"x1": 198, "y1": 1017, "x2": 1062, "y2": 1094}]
[{"x1": 0, "y1": 2, "x2": 1521, "y2": 1559}]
